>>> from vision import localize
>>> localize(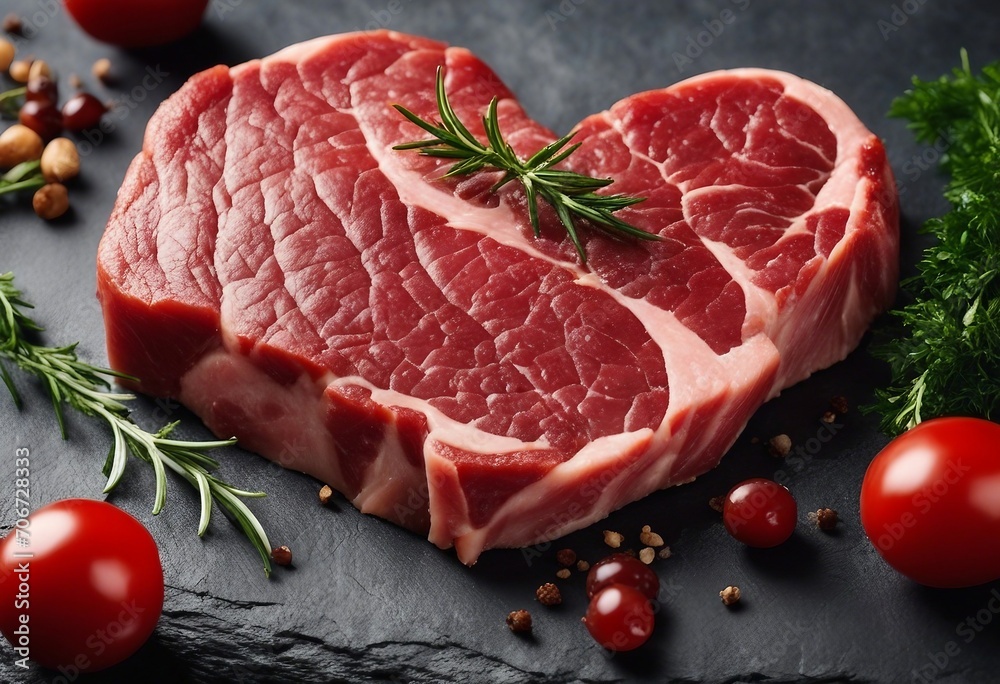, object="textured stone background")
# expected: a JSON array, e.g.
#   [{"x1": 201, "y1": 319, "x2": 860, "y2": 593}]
[{"x1": 1, "y1": 1, "x2": 999, "y2": 682}]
